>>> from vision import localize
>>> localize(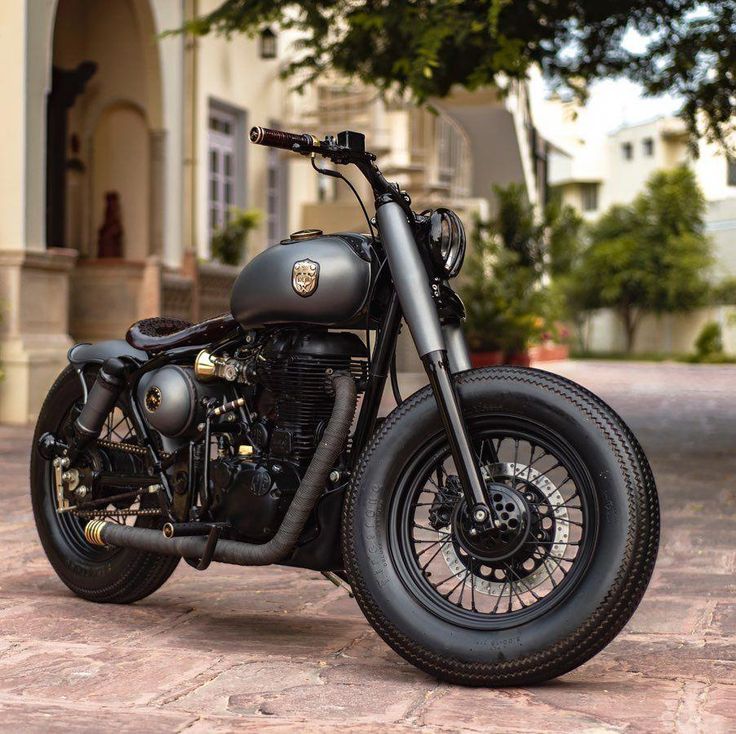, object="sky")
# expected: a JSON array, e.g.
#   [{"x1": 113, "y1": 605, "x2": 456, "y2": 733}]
[
  {"x1": 529, "y1": 25, "x2": 683, "y2": 140},
  {"x1": 573, "y1": 79, "x2": 680, "y2": 134}
]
